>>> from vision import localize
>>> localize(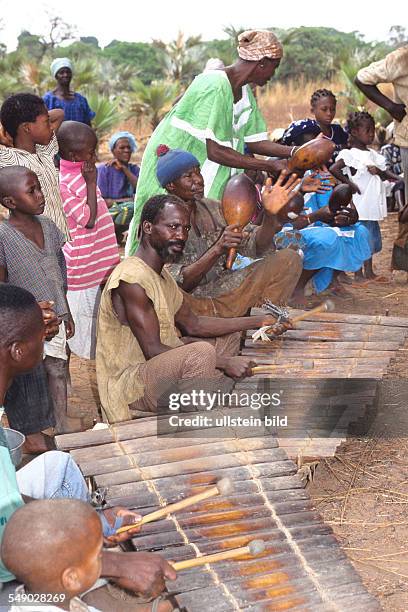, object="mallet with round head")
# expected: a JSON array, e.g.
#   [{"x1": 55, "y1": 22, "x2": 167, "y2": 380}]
[
  {"x1": 115, "y1": 477, "x2": 234, "y2": 535},
  {"x1": 171, "y1": 539, "x2": 266, "y2": 571}
]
